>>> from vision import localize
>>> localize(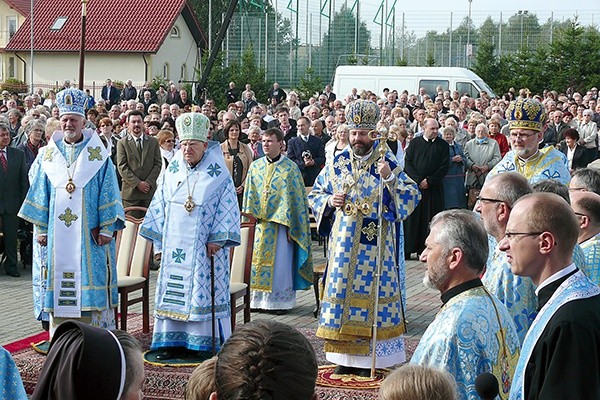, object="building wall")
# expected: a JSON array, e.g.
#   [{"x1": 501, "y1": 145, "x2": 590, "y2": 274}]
[
  {"x1": 151, "y1": 14, "x2": 199, "y2": 83},
  {"x1": 13, "y1": 52, "x2": 146, "y2": 96},
  {"x1": 0, "y1": 1, "x2": 26, "y2": 81}
]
